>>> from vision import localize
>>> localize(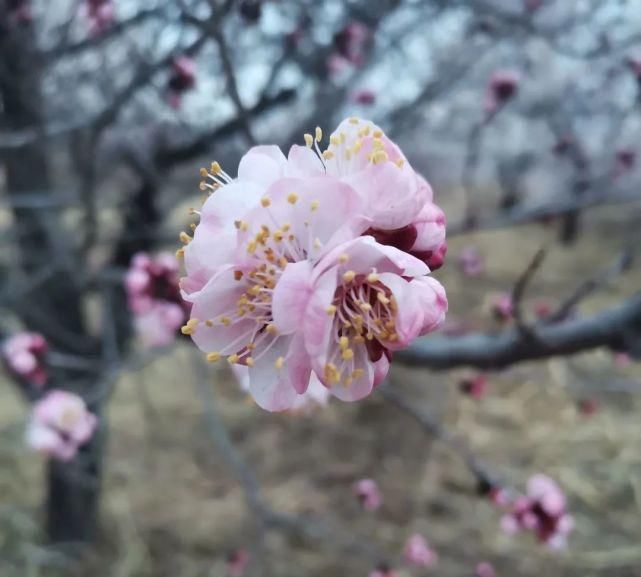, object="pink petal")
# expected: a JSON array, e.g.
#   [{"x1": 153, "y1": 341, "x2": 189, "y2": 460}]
[
  {"x1": 247, "y1": 337, "x2": 298, "y2": 411},
  {"x1": 271, "y1": 260, "x2": 314, "y2": 335},
  {"x1": 237, "y1": 145, "x2": 287, "y2": 187}
]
